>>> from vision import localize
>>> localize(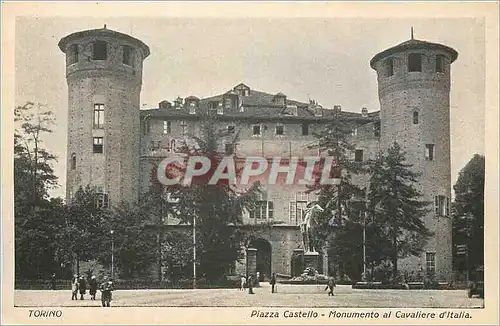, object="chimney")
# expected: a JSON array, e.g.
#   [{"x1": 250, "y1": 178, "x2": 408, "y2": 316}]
[
  {"x1": 361, "y1": 107, "x2": 368, "y2": 117},
  {"x1": 333, "y1": 105, "x2": 342, "y2": 113},
  {"x1": 159, "y1": 100, "x2": 172, "y2": 110}
]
